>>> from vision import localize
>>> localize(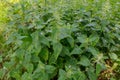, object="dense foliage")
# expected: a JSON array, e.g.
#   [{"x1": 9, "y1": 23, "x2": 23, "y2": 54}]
[{"x1": 0, "y1": 0, "x2": 120, "y2": 80}]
